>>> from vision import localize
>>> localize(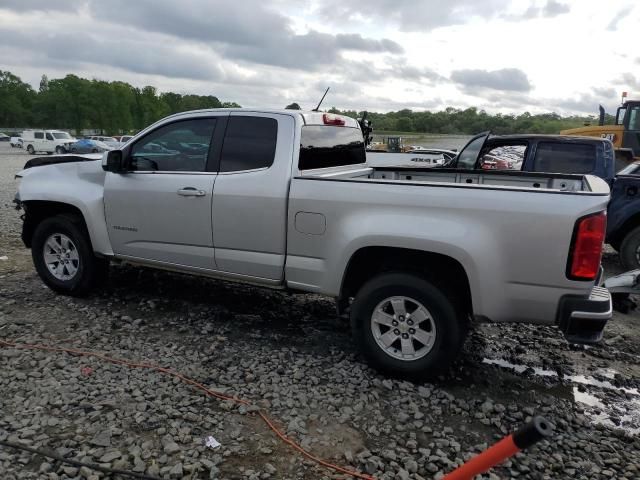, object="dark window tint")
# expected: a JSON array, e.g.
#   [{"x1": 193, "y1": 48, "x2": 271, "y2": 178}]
[
  {"x1": 46, "y1": 133, "x2": 54, "y2": 140},
  {"x1": 629, "y1": 107, "x2": 640, "y2": 130},
  {"x1": 456, "y1": 134, "x2": 486, "y2": 169},
  {"x1": 130, "y1": 118, "x2": 216, "y2": 172},
  {"x1": 299, "y1": 126, "x2": 365, "y2": 170},
  {"x1": 532, "y1": 142, "x2": 596, "y2": 174},
  {"x1": 220, "y1": 116, "x2": 278, "y2": 172},
  {"x1": 34, "y1": 132, "x2": 44, "y2": 139}
]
